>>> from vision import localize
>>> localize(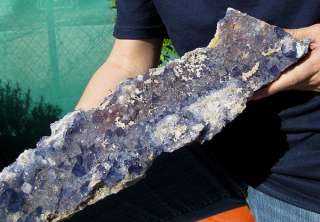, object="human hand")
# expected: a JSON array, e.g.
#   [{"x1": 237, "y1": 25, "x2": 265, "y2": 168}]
[{"x1": 252, "y1": 24, "x2": 320, "y2": 100}]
